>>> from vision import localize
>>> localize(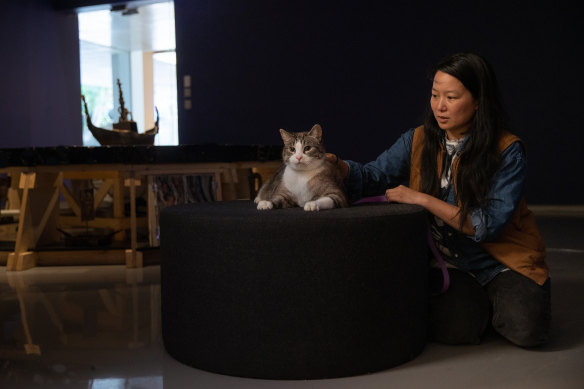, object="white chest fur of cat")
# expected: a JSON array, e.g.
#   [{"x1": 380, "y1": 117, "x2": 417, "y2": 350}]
[
  {"x1": 281, "y1": 159, "x2": 333, "y2": 210},
  {"x1": 254, "y1": 124, "x2": 348, "y2": 211}
]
